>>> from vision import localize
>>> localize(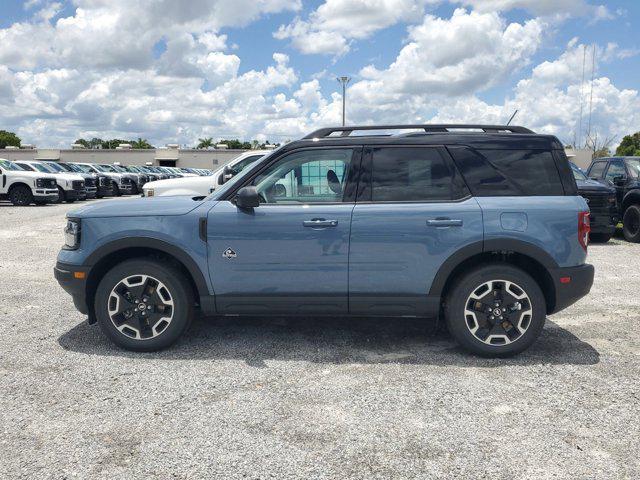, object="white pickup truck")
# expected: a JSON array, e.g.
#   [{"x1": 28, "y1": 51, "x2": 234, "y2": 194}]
[
  {"x1": 0, "y1": 158, "x2": 58, "y2": 206},
  {"x1": 15, "y1": 160, "x2": 87, "y2": 203},
  {"x1": 142, "y1": 150, "x2": 269, "y2": 197}
]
